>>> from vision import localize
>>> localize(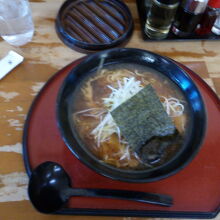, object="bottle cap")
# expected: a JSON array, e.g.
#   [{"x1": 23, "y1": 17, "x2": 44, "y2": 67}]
[
  {"x1": 208, "y1": 0, "x2": 220, "y2": 8},
  {"x1": 157, "y1": 0, "x2": 180, "y2": 5}
]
